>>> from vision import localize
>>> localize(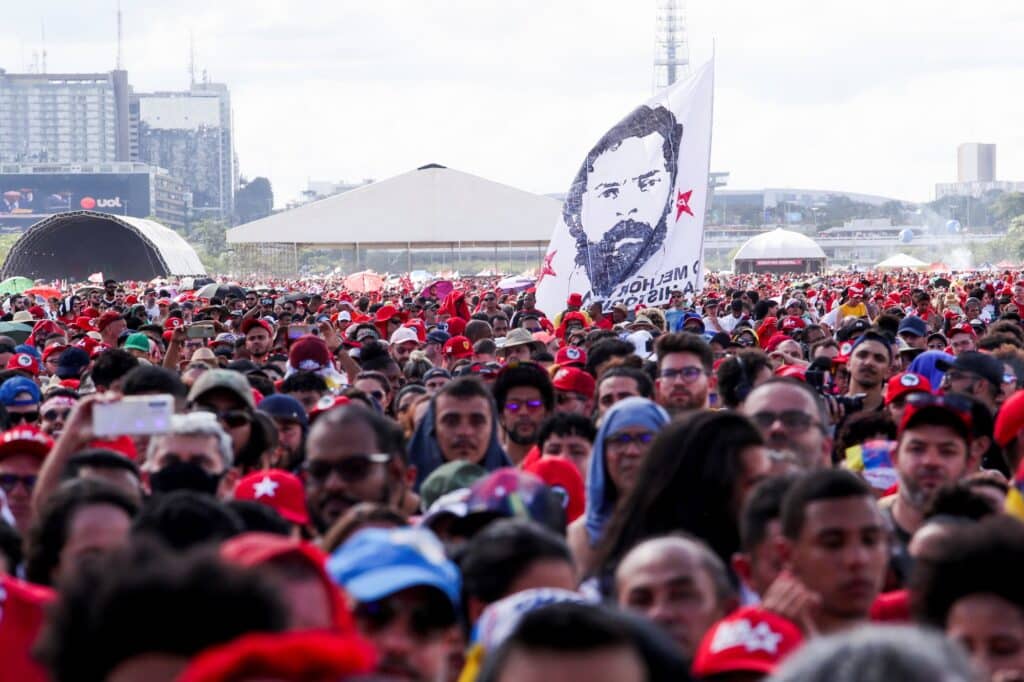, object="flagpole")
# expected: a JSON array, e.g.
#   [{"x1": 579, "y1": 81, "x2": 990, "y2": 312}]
[{"x1": 701, "y1": 43, "x2": 716, "y2": 293}]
